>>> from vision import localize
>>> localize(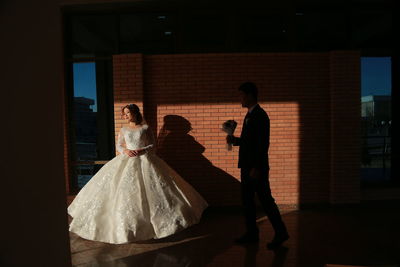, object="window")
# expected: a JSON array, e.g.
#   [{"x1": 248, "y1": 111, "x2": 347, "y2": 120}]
[
  {"x1": 67, "y1": 61, "x2": 115, "y2": 191},
  {"x1": 360, "y1": 57, "x2": 392, "y2": 185}
]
